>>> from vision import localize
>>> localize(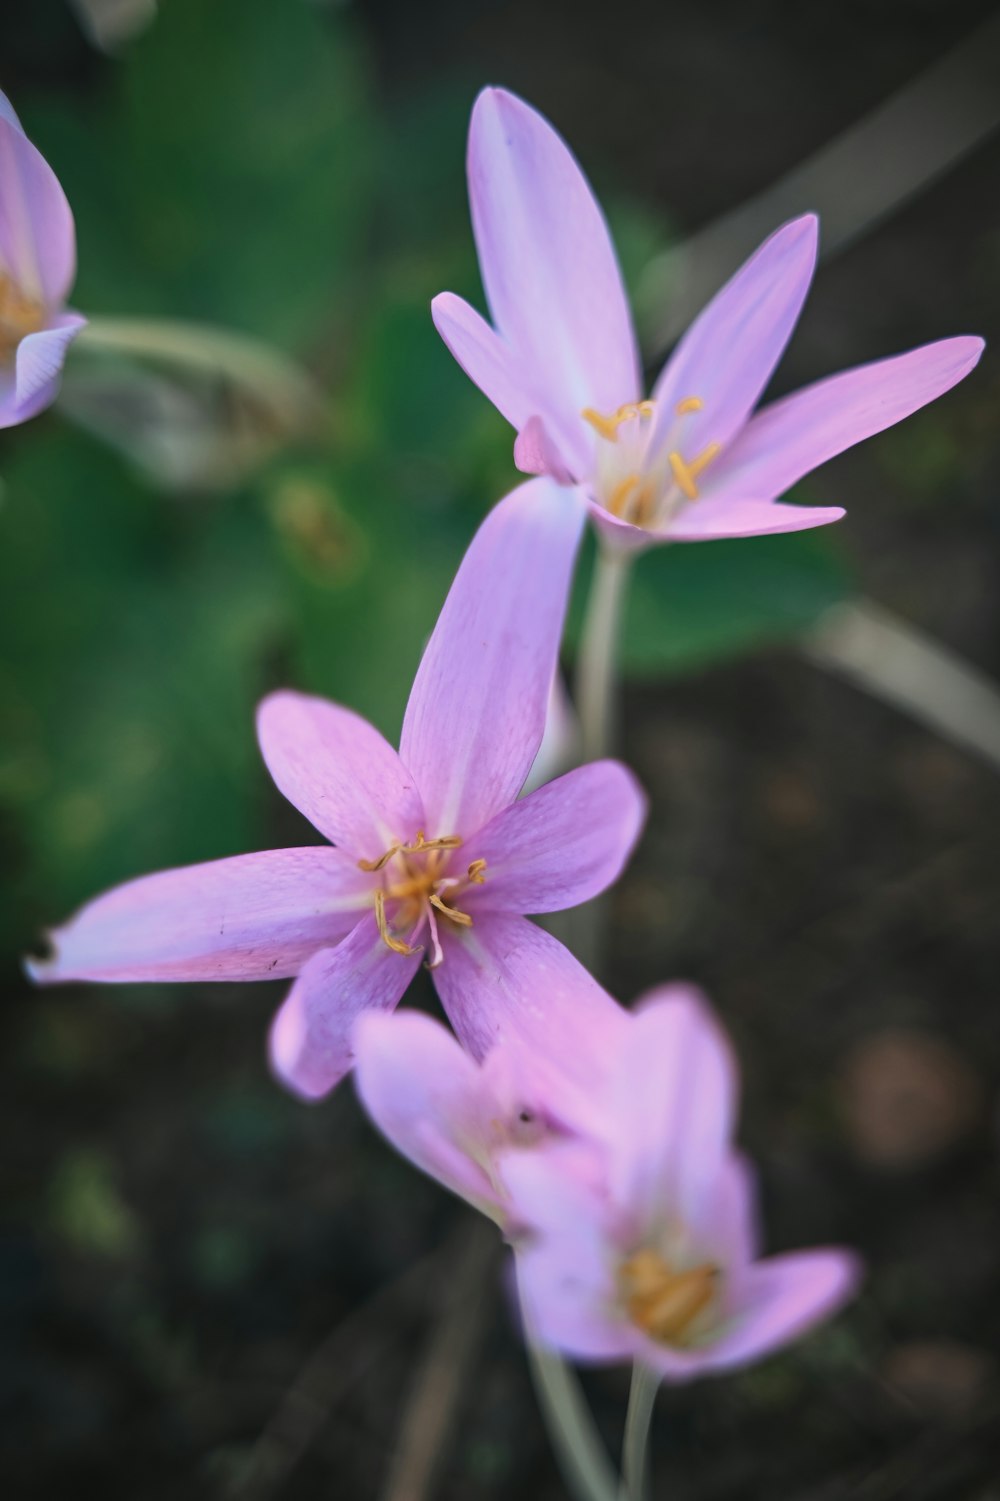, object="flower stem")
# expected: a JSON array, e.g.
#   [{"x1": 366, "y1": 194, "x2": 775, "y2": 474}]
[
  {"x1": 525, "y1": 1340, "x2": 620, "y2": 1501},
  {"x1": 576, "y1": 544, "x2": 632, "y2": 763},
  {"x1": 620, "y1": 1362, "x2": 659, "y2": 1501}
]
